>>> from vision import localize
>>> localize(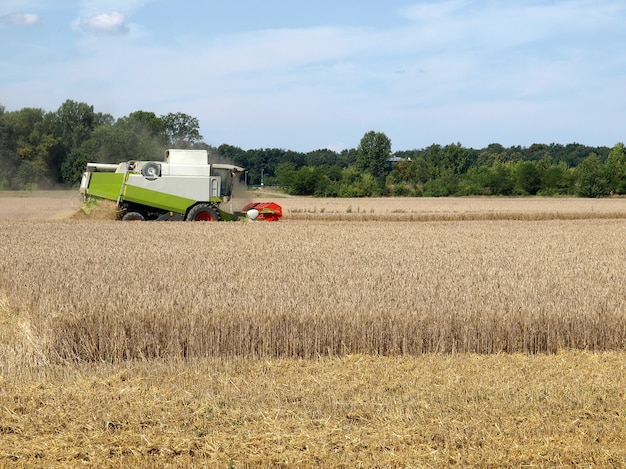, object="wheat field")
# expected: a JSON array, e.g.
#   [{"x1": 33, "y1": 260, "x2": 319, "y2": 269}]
[
  {"x1": 2, "y1": 217, "x2": 626, "y2": 362},
  {"x1": 279, "y1": 194, "x2": 626, "y2": 220},
  {"x1": 1, "y1": 193, "x2": 626, "y2": 467}
]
